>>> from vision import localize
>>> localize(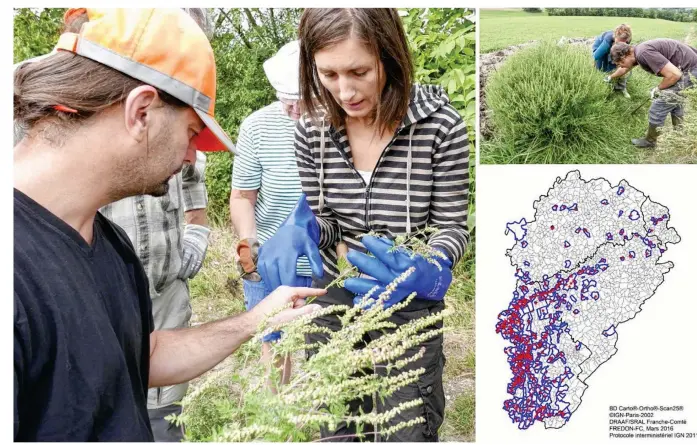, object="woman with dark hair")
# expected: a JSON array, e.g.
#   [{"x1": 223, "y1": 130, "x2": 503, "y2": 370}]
[{"x1": 257, "y1": 8, "x2": 470, "y2": 441}]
